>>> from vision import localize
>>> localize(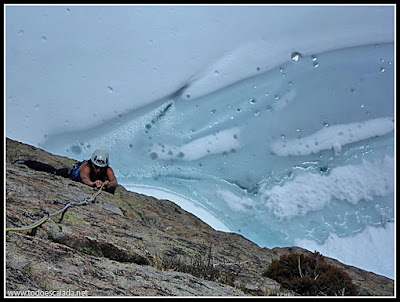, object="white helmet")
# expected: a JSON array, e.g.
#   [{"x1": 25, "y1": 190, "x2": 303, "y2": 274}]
[{"x1": 91, "y1": 149, "x2": 109, "y2": 167}]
